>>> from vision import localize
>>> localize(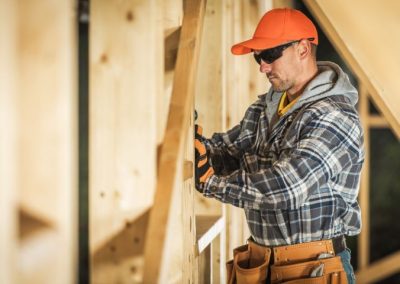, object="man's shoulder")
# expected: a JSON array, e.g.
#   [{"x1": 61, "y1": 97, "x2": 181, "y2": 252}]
[{"x1": 304, "y1": 95, "x2": 358, "y2": 118}]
